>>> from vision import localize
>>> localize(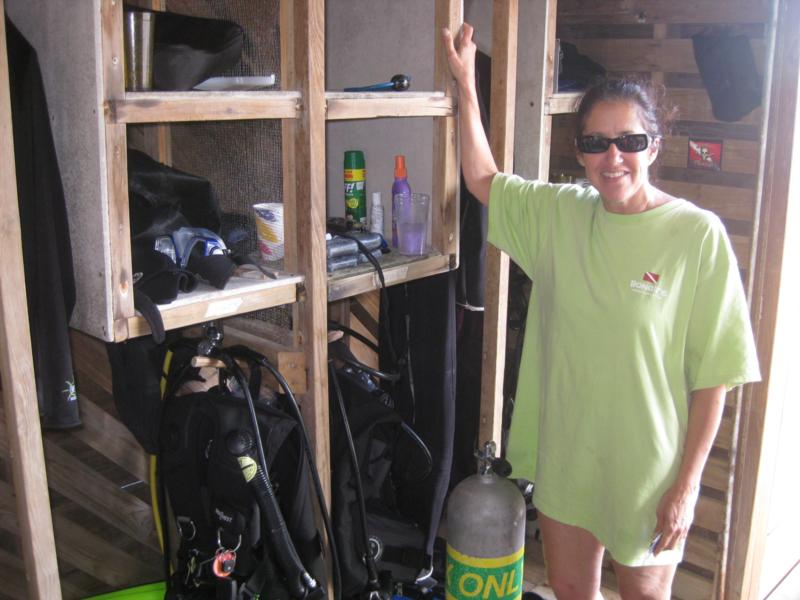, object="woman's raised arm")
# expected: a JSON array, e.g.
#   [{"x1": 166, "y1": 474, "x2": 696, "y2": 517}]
[{"x1": 442, "y1": 24, "x2": 498, "y2": 205}]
